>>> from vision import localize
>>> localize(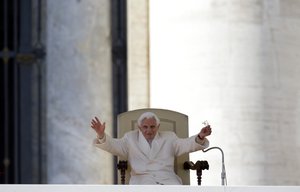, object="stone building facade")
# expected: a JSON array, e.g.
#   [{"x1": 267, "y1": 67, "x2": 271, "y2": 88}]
[{"x1": 44, "y1": 0, "x2": 300, "y2": 185}]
